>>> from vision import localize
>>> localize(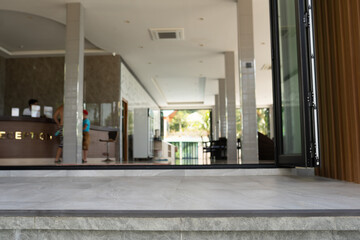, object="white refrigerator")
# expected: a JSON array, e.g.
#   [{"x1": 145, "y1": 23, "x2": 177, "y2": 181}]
[{"x1": 133, "y1": 108, "x2": 154, "y2": 159}]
